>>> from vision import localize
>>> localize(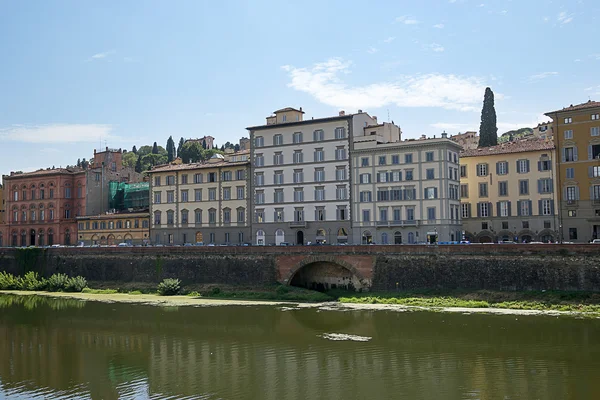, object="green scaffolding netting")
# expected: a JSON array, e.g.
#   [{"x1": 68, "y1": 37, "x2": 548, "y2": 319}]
[{"x1": 108, "y1": 181, "x2": 149, "y2": 211}]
